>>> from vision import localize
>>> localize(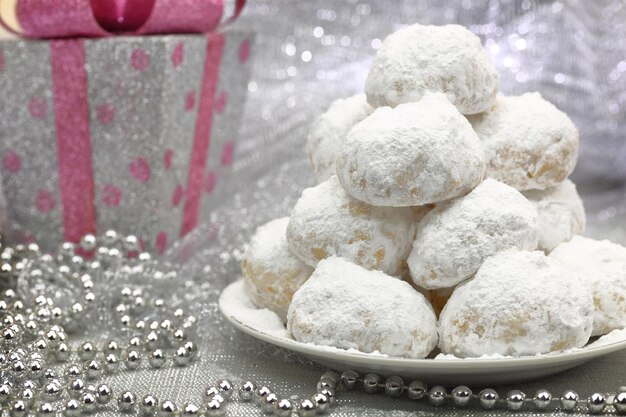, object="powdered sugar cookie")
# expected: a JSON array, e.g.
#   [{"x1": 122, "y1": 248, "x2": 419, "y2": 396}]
[
  {"x1": 286, "y1": 176, "x2": 415, "y2": 276},
  {"x1": 241, "y1": 218, "x2": 313, "y2": 322},
  {"x1": 408, "y1": 179, "x2": 539, "y2": 290},
  {"x1": 287, "y1": 257, "x2": 438, "y2": 358},
  {"x1": 439, "y1": 249, "x2": 594, "y2": 357},
  {"x1": 550, "y1": 236, "x2": 626, "y2": 336},
  {"x1": 468, "y1": 92, "x2": 579, "y2": 191},
  {"x1": 336, "y1": 93, "x2": 486, "y2": 207},
  {"x1": 306, "y1": 94, "x2": 374, "y2": 182},
  {"x1": 365, "y1": 24, "x2": 498, "y2": 114},
  {"x1": 523, "y1": 180, "x2": 585, "y2": 252}
]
